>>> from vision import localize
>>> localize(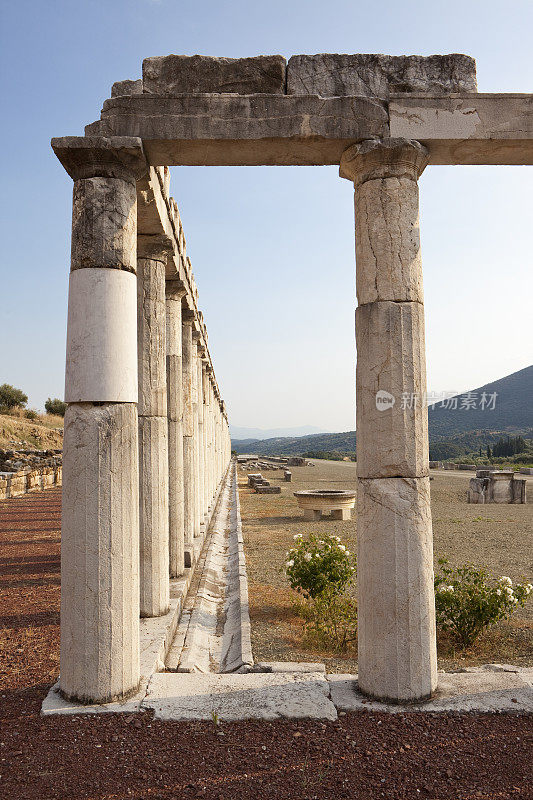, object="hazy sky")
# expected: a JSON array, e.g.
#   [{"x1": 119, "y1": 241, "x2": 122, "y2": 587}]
[{"x1": 1, "y1": 0, "x2": 532, "y2": 431}]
